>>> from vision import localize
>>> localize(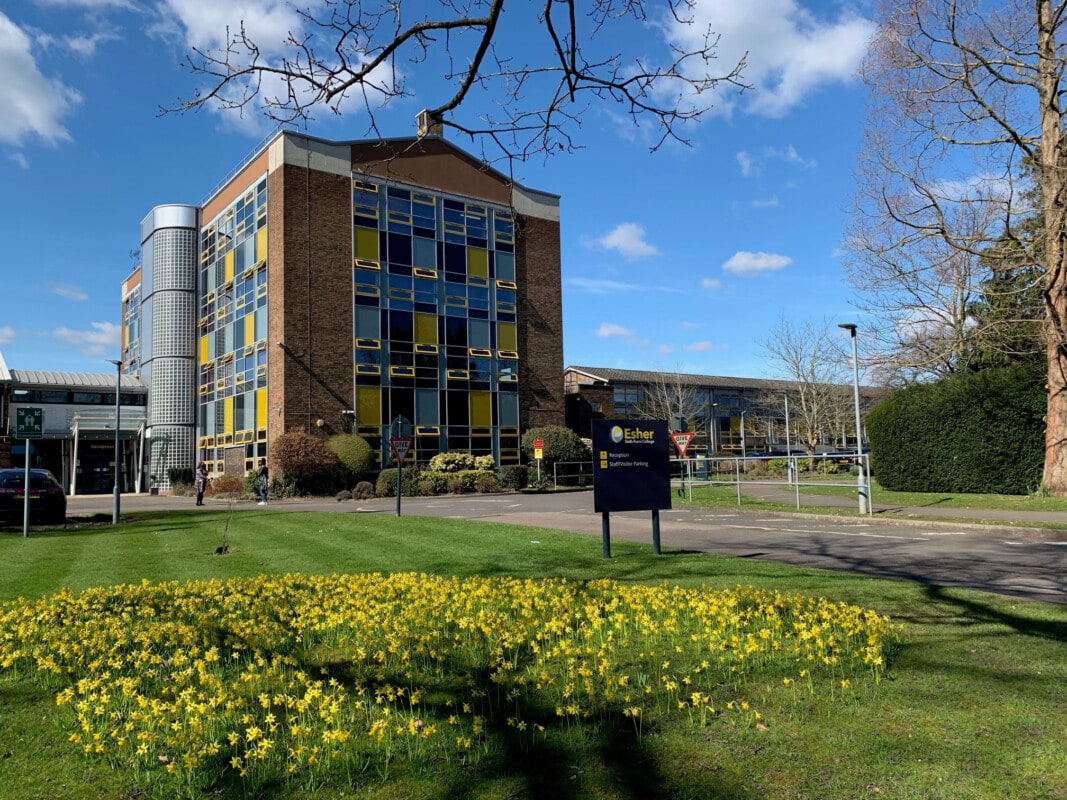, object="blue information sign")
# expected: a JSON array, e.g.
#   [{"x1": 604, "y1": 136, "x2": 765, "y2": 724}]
[{"x1": 591, "y1": 419, "x2": 672, "y2": 513}]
